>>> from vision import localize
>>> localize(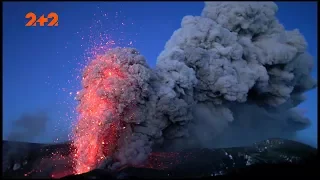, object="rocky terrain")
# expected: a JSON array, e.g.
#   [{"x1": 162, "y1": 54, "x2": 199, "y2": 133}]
[{"x1": 3, "y1": 138, "x2": 317, "y2": 179}]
